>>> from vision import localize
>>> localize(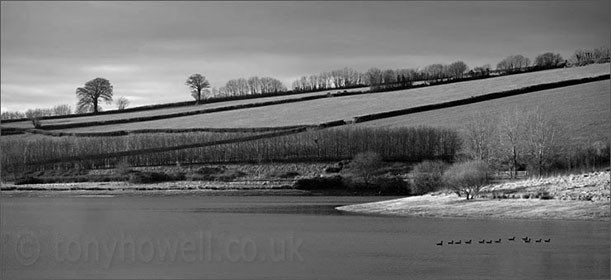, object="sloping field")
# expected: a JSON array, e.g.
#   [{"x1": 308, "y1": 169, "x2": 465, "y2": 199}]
[
  {"x1": 1, "y1": 87, "x2": 370, "y2": 129},
  {"x1": 354, "y1": 80, "x2": 610, "y2": 144},
  {"x1": 56, "y1": 64, "x2": 610, "y2": 133}
]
